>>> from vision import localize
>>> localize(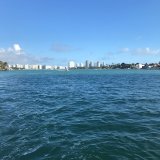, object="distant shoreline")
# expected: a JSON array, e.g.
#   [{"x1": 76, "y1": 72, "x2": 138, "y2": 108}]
[{"x1": 2, "y1": 68, "x2": 160, "y2": 71}]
